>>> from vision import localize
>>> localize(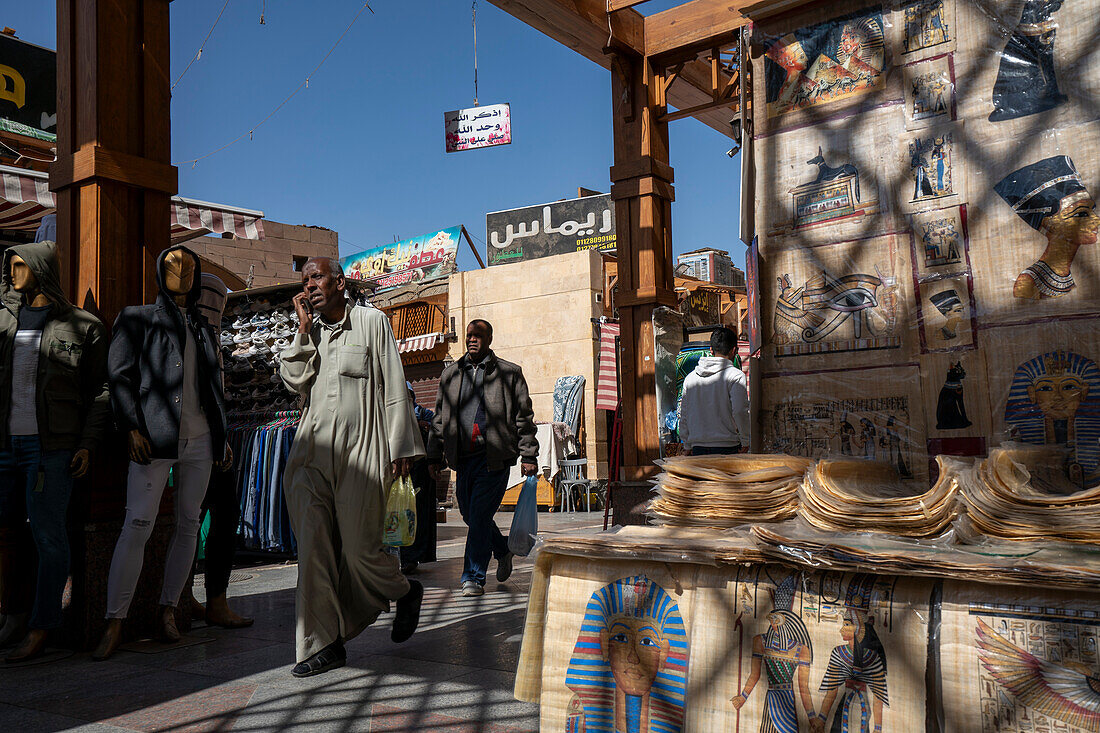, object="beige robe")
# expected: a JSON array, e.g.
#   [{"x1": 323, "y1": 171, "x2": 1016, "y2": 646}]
[{"x1": 280, "y1": 302, "x2": 423, "y2": 662}]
